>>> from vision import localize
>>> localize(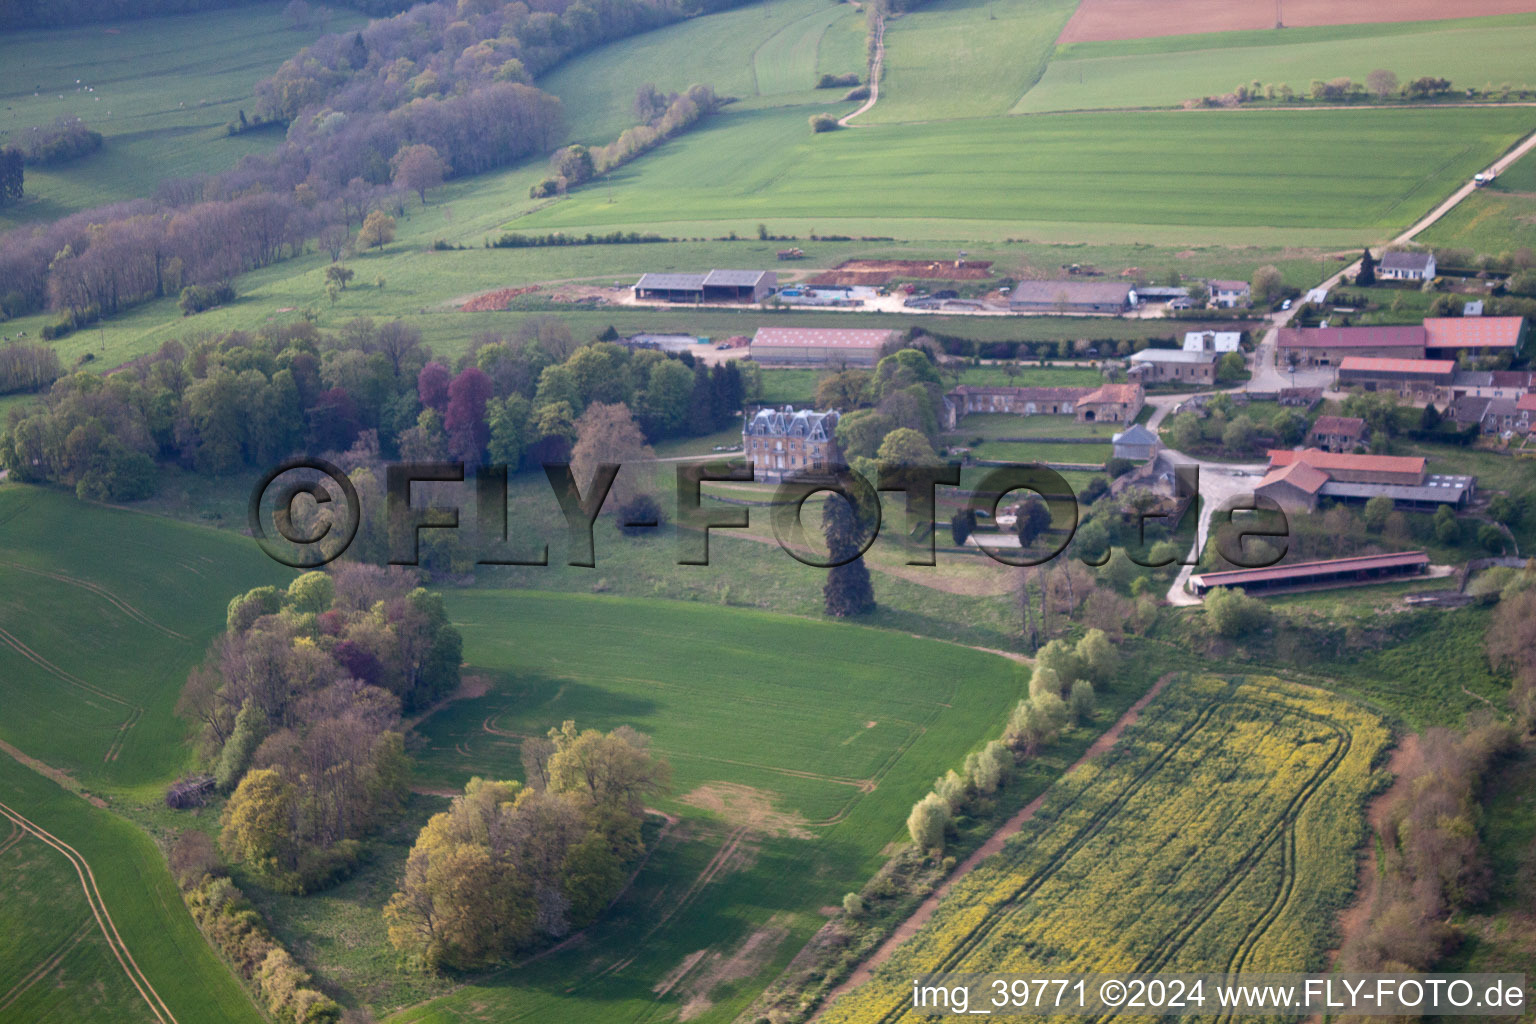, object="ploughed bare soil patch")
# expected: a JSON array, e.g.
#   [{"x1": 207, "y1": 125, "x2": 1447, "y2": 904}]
[
  {"x1": 680, "y1": 782, "x2": 814, "y2": 839},
  {"x1": 1057, "y1": 0, "x2": 1536, "y2": 44}
]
